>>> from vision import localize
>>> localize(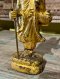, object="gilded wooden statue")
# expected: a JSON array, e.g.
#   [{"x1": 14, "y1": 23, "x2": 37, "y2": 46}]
[{"x1": 9, "y1": 0, "x2": 52, "y2": 74}]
